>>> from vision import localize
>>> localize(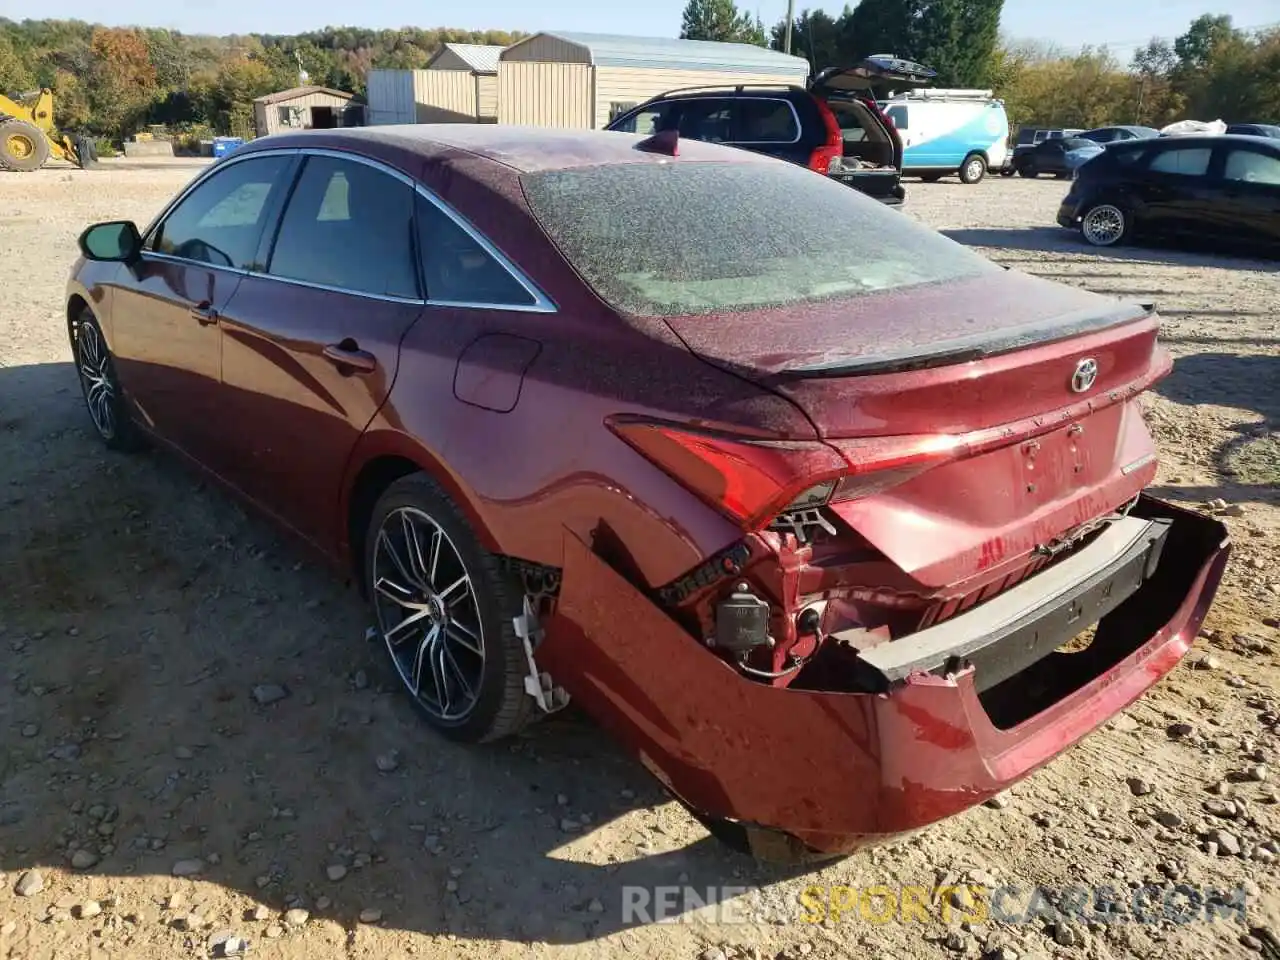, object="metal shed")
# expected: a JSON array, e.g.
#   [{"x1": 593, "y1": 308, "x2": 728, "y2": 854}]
[
  {"x1": 252, "y1": 86, "x2": 363, "y2": 137},
  {"x1": 367, "y1": 43, "x2": 504, "y2": 126},
  {"x1": 498, "y1": 31, "x2": 811, "y2": 130}
]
